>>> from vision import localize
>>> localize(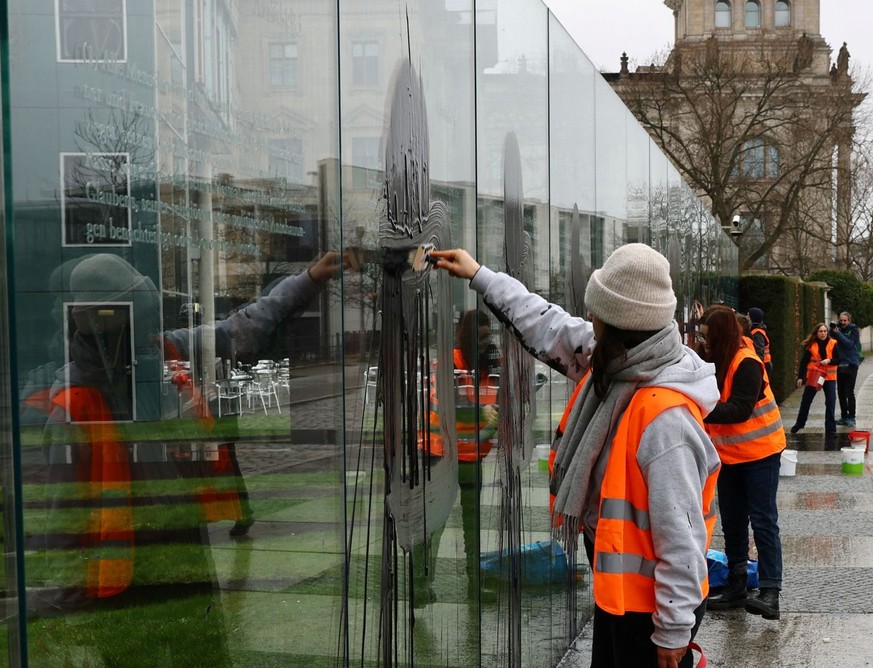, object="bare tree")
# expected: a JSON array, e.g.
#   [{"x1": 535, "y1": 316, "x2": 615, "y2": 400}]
[
  {"x1": 613, "y1": 35, "x2": 867, "y2": 273},
  {"x1": 845, "y1": 117, "x2": 873, "y2": 280}
]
